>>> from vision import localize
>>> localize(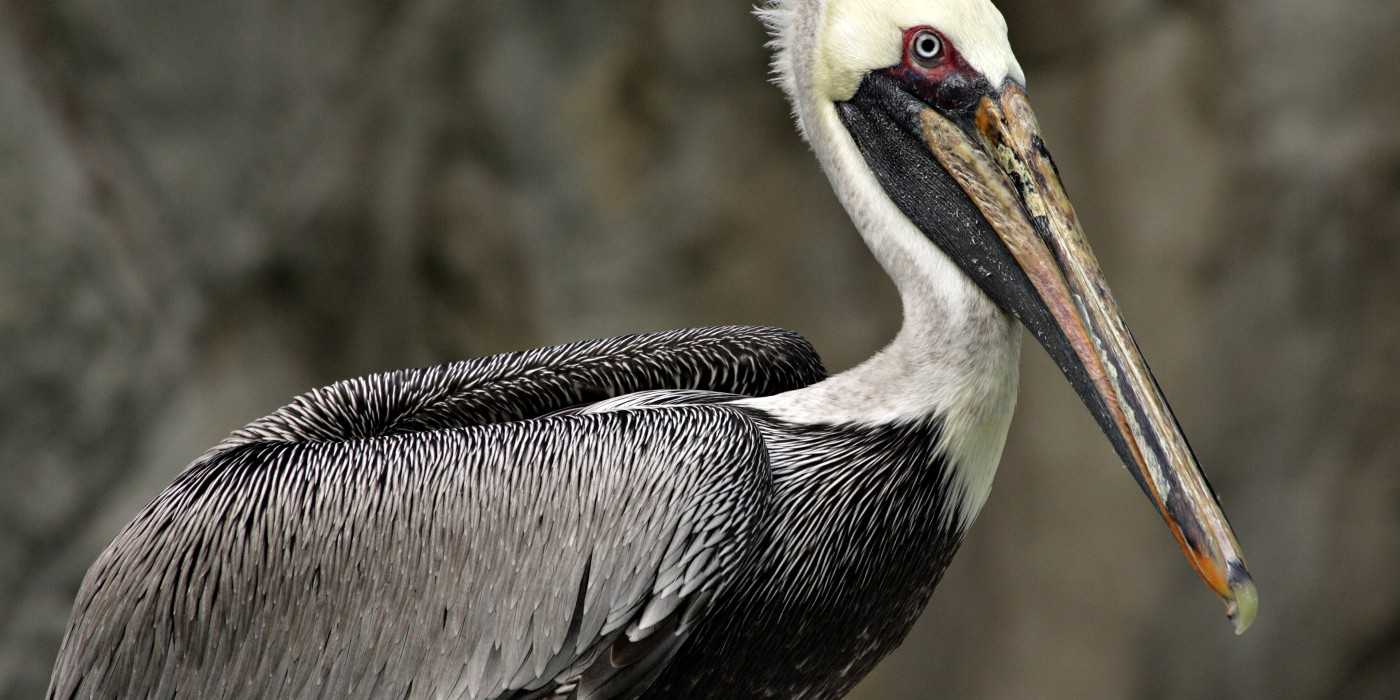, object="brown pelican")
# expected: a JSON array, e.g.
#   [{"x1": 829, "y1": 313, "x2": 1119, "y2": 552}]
[{"x1": 49, "y1": 0, "x2": 1257, "y2": 697}]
